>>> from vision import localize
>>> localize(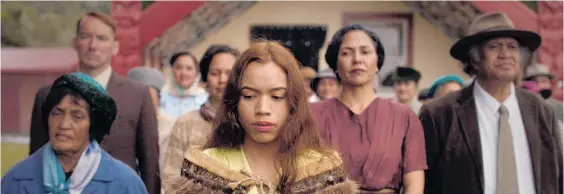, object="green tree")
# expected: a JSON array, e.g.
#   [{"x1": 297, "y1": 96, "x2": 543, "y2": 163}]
[
  {"x1": 142, "y1": 1, "x2": 155, "y2": 10},
  {"x1": 1, "y1": 1, "x2": 111, "y2": 47},
  {"x1": 522, "y1": 1, "x2": 538, "y2": 12}
]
